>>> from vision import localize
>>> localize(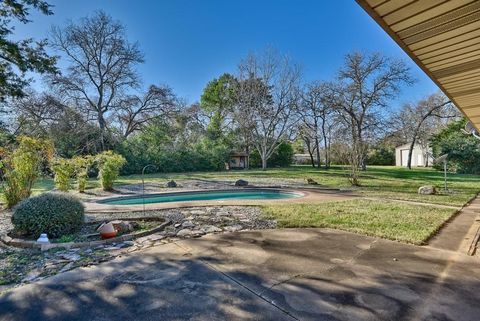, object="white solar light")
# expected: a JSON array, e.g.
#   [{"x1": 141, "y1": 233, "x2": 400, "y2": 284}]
[{"x1": 36, "y1": 233, "x2": 50, "y2": 244}]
